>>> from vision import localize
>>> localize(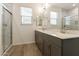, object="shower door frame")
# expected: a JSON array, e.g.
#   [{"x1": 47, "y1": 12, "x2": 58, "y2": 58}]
[{"x1": 2, "y1": 6, "x2": 12, "y2": 53}]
